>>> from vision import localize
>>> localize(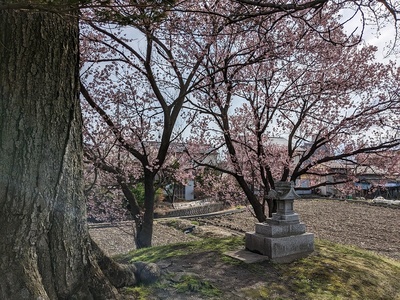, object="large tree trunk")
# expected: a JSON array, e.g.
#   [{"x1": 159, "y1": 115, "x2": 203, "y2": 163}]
[{"x1": 0, "y1": 8, "x2": 120, "y2": 299}]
